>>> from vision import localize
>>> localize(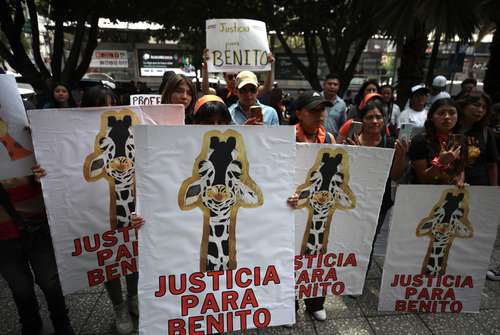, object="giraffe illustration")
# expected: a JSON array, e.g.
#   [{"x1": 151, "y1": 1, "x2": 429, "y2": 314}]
[
  {"x1": 83, "y1": 109, "x2": 139, "y2": 230},
  {"x1": 296, "y1": 148, "x2": 355, "y2": 255},
  {"x1": 0, "y1": 116, "x2": 32, "y2": 161},
  {"x1": 179, "y1": 129, "x2": 263, "y2": 272},
  {"x1": 416, "y1": 188, "x2": 472, "y2": 276}
]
